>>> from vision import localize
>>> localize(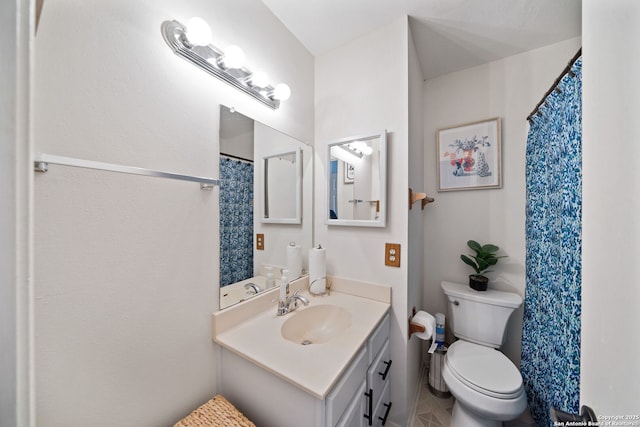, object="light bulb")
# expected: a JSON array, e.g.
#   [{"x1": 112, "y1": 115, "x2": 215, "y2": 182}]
[
  {"x1": 351, "y1": 141, "x2": 365, "y2": 151},
  {"x1": 351, "y1": 141, "x2": 373, "y2": 155},
  {"x1": 250, "y1": 70, "x2": 269, "y2": 88},
  {"x1": 272, "y1": 83, "x2": 291, "y2": 101},
  {"x1": 185, "y1": 17, "x2": 212, "y2": 46},
  {"x1": 222, "y1": 45, "x2": 246, "y2": 69}
]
